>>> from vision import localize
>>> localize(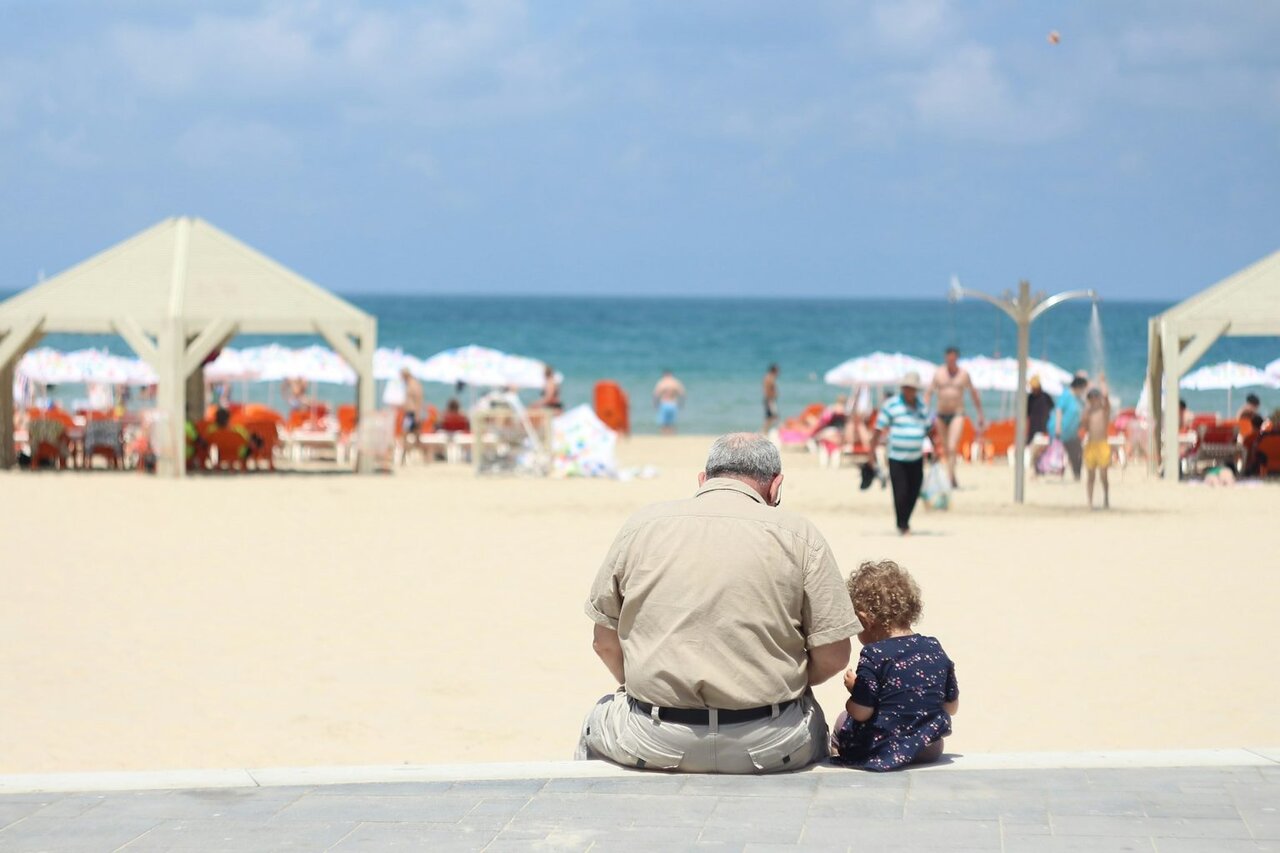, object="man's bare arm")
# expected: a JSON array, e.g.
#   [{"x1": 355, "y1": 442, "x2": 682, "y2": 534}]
[
  {"x1": 807, "y1": 638, "x2": 852, "y2": 685},
  {"x1": 592, "y1": 623, "x2": 625, "y2": 685},
  {"x1": 966, "y1": 375, "x2": 985, "y2": 422}
]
